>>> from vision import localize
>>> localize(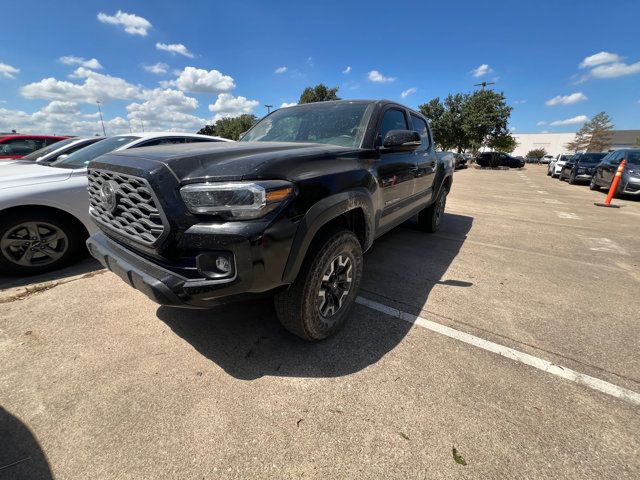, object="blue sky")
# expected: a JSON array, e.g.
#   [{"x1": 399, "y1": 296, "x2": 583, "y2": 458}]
[{"x1": 1, "y1": 0, "x2": 638, "y2": 136}]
